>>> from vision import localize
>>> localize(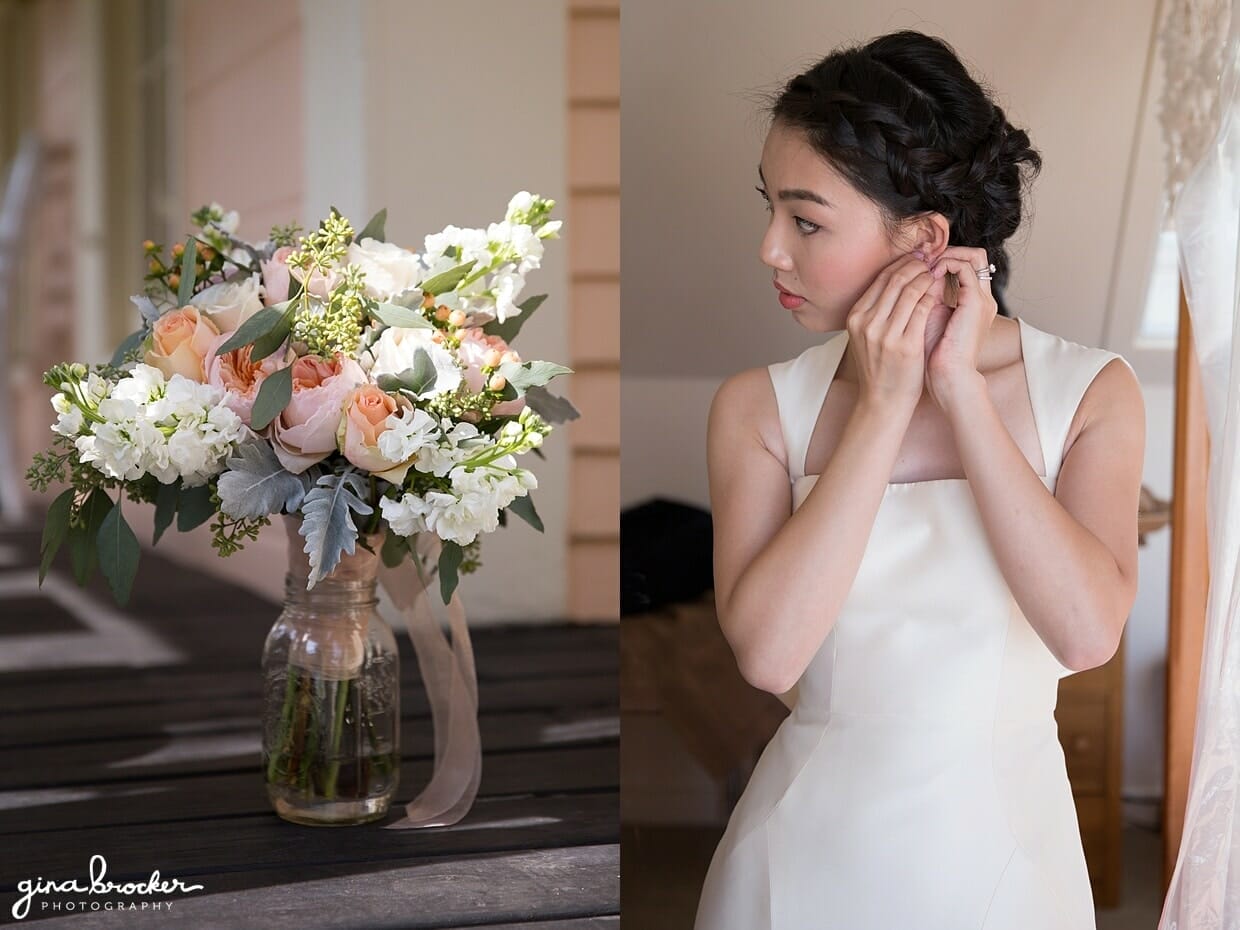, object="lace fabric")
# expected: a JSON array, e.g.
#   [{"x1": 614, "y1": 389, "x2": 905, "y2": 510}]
[{"x1": 1160, "y1": 0, "x2": 1240, "y2": 925}]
